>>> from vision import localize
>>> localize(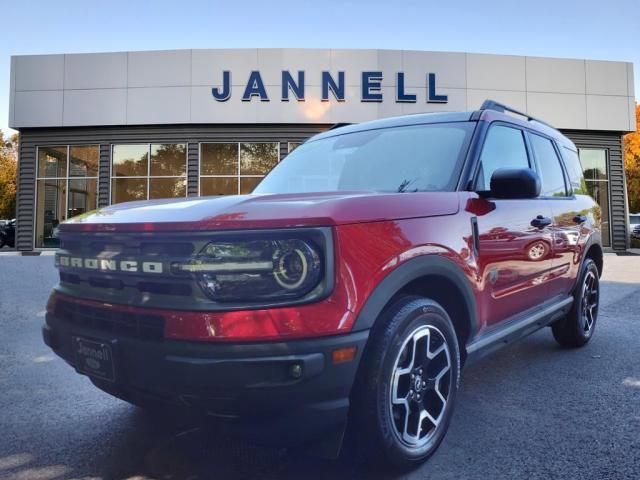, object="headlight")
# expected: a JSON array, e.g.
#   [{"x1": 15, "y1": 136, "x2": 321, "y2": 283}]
[{"x1": 173, "y1": 234, "x2": 327, "y2": 303}]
